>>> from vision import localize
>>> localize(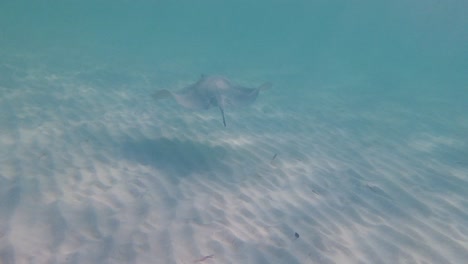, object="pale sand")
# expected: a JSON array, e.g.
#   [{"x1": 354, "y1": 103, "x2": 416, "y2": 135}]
[{"x1": 0, "y1": 63, "x2": 467, "y2": 263}]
